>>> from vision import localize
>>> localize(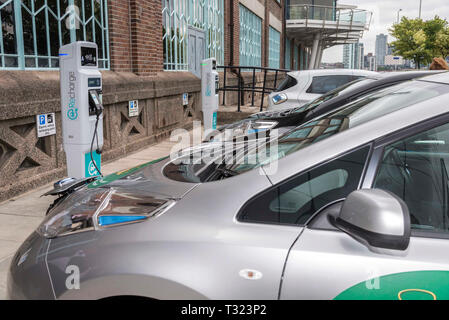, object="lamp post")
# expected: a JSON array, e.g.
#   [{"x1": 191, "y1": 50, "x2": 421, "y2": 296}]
[
  {"x1": 419, "y1": 0, "x2": 422, "y2": 19},
  {"x1": 397, "y1": 8, "x2": 402, "y2": 24}
]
